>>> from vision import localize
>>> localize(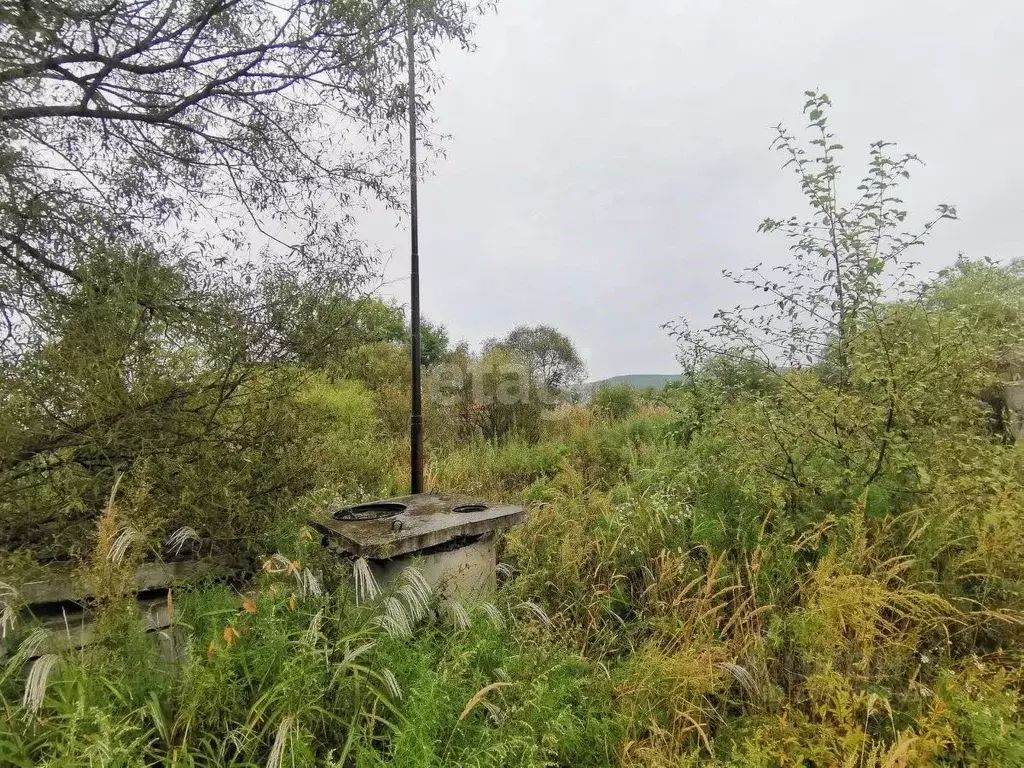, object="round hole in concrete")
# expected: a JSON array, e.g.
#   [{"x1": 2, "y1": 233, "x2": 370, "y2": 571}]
[
  {"x1": 451, "y1": 503, "x2": 488, "y2": 514},
  {"x1": 333, "y1": 502, "x2": 407, "y2": 522}
]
